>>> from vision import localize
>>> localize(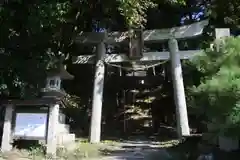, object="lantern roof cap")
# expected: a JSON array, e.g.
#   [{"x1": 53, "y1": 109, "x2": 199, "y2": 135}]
[
  {"x1": 46, "y1": 55, "x2": 74, "y2": 80},
  {"x1": 47, "y1": 65, "x2": 74, "y2": 80}
]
